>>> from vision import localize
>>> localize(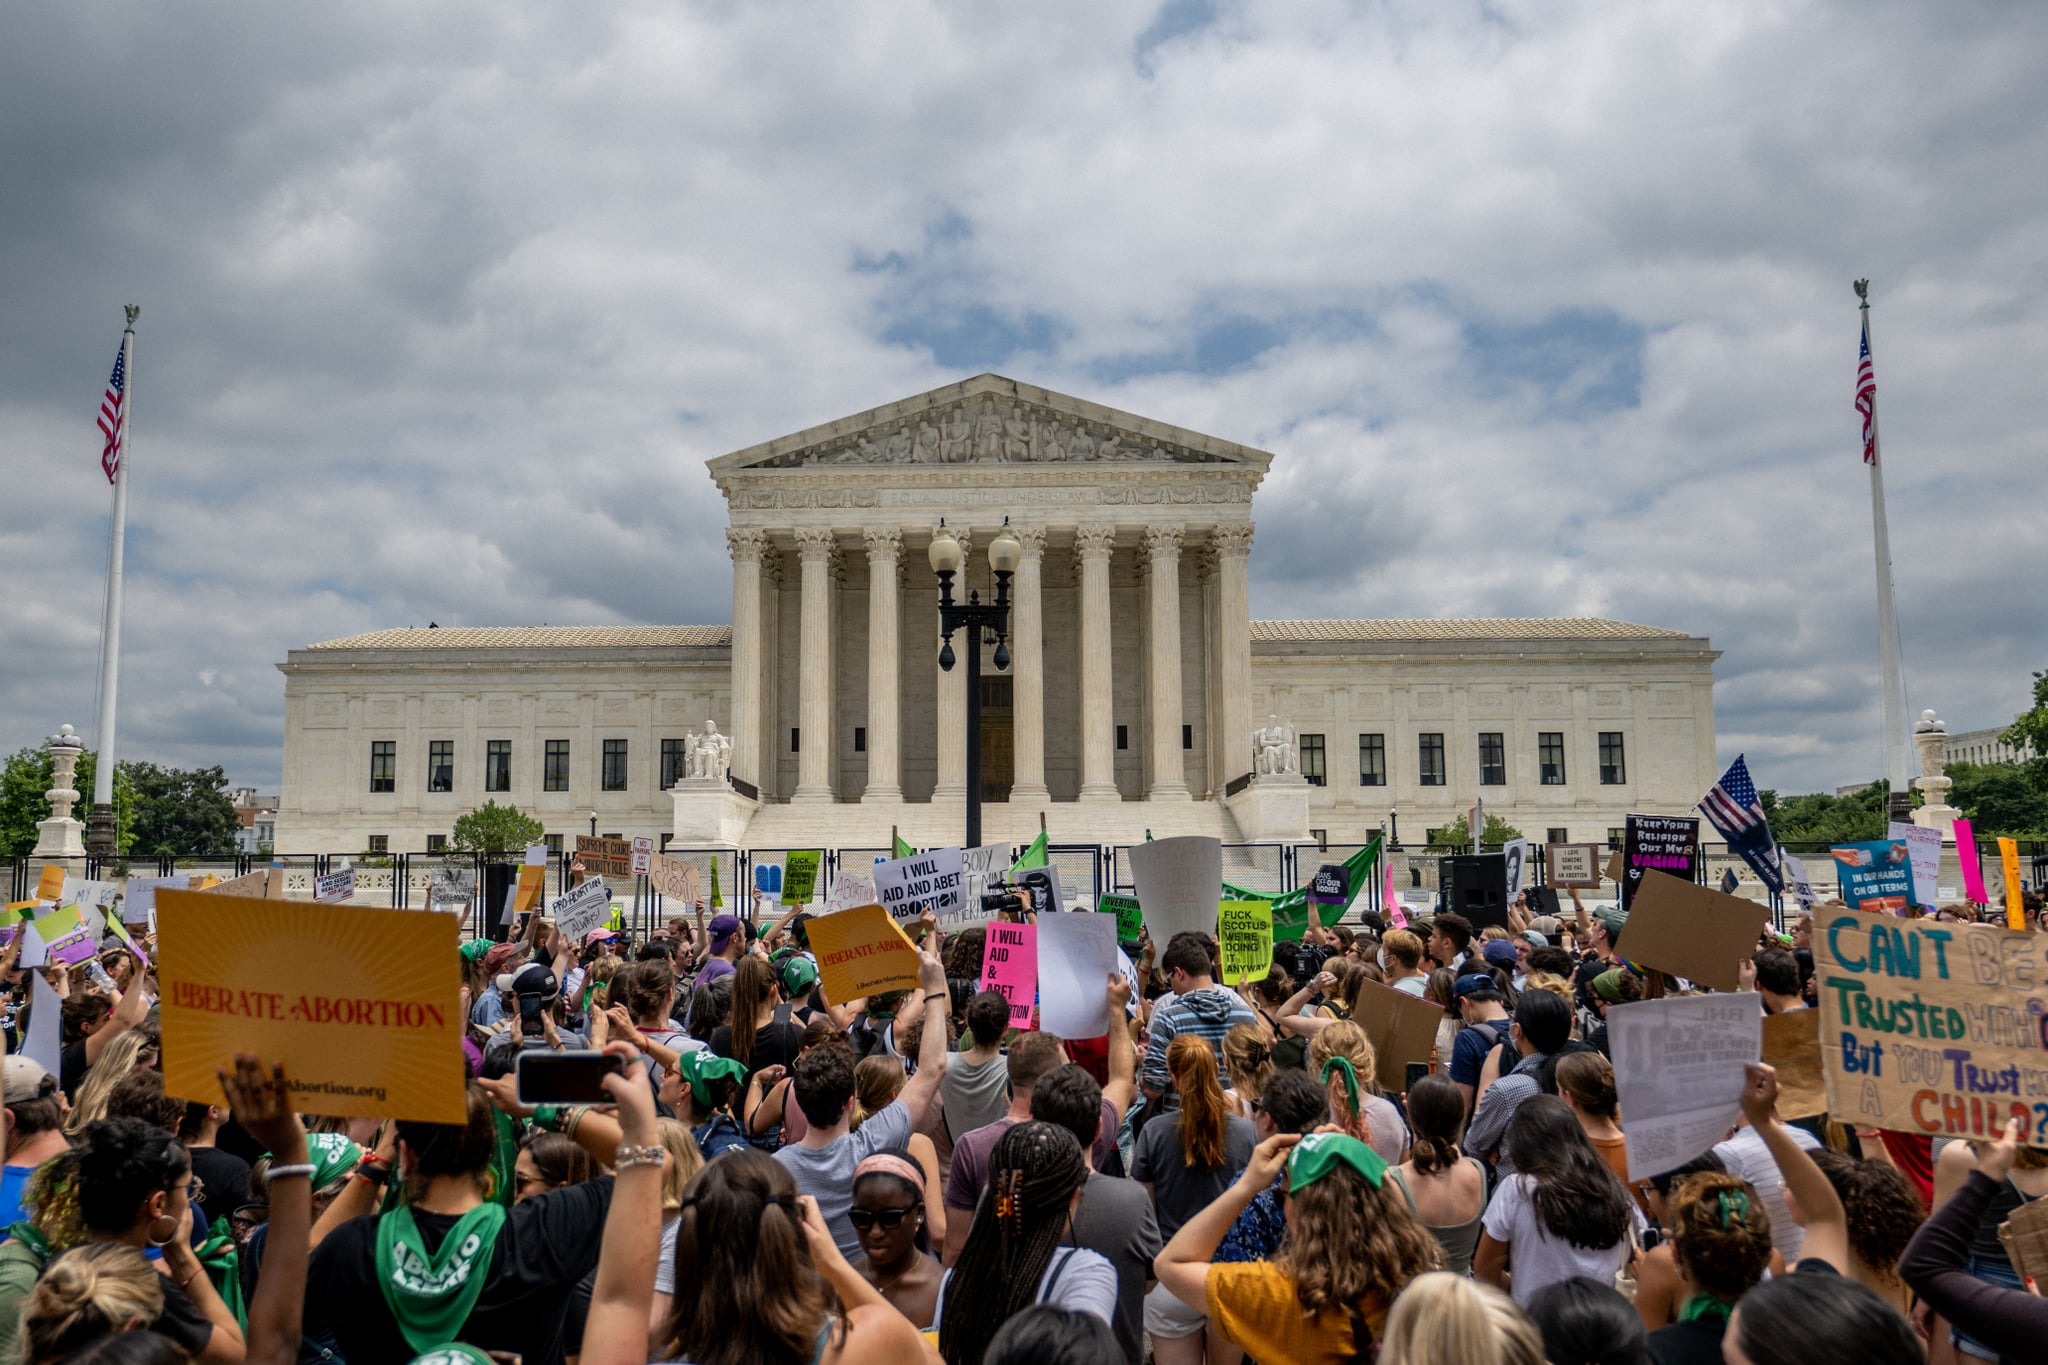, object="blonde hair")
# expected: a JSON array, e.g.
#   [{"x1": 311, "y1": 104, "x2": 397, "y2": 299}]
[
  {"x1": 1309, "y1": 1019, "x2": 1381, "y2": 1143},
  {"x1": 849, "y1": 1054, "x2": 907, "y2": 1132},
  {"x1": 63, "y1": 1031, "x2": 159, "y2": 1137},
  {"x1": 1521, "y1": 972, "x2": 1576, "y2": 1015},
  {"x1": 1382, "y1": 930, "x2": 1425, "y2": 972},
  {"x1": 1222, "y1": 1023, "x2": 1273, "y2": 1103},
  {"x1": 1377, "y1": 1271, "x2": 1545, "y2": 1365},
  {"x1": 585, "y1": 954, "x2": 625, "y2": 1012},
  {"x1": 656, "y1": 1117, "x2": 703, "y2": 1210},
  {"x1": 19, "y1": 1243, "x2": 165, "y2": 1363}
]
